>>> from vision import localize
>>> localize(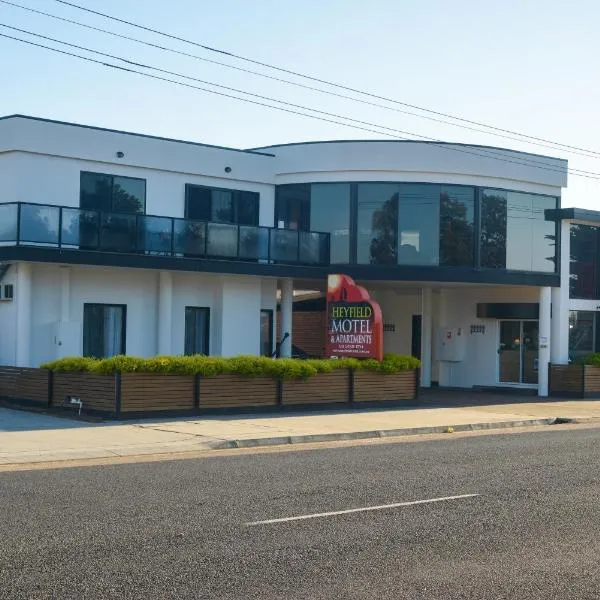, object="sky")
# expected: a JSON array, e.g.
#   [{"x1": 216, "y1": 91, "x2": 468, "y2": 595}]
[{"x1": 1, "y1": 0, "x2": 599, "y2": 207}]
